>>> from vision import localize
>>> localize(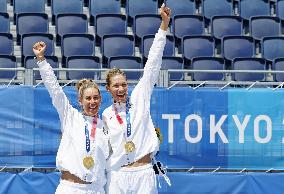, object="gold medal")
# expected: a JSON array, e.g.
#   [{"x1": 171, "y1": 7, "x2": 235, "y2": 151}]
[
  {"x1": 83, "y1": 156, "x2": 94, "y2": 169},
  {"x1": 125, "y1": 141, "x2": 136, "y2": 153}
]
